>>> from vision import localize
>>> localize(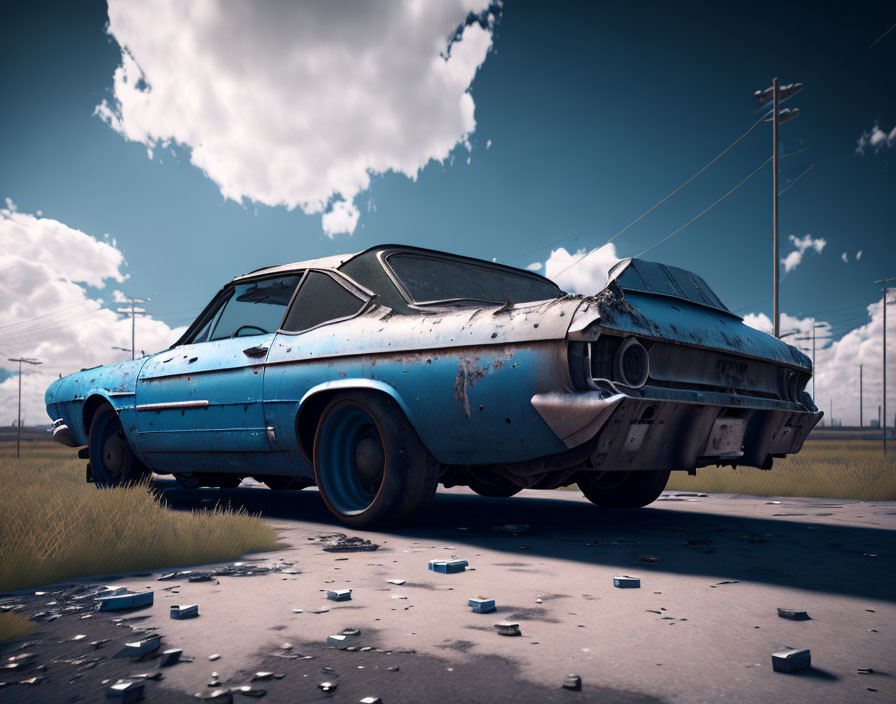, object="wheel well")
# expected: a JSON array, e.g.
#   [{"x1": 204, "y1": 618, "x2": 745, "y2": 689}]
[
  {"x1": 82, "y1": 395, "x2": 111, "y2": 436},
  {"x1": 295, "y1": 388, "x2": 406, "y2": 461}
]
